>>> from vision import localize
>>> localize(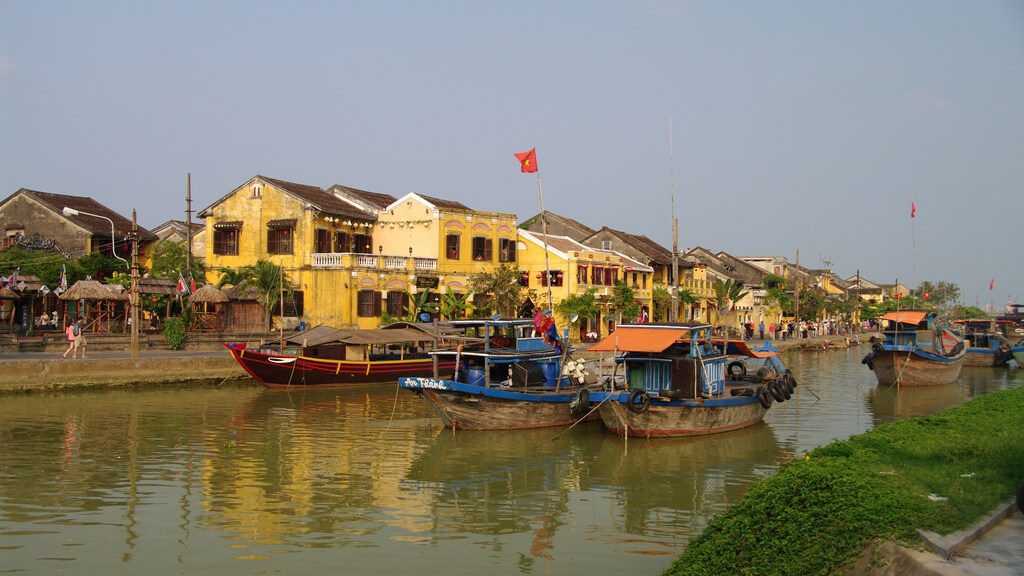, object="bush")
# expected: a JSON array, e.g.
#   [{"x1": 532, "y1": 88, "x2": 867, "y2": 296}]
[{"x1": 164, "y1": 317, "x2": 186, "y2": 350}]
